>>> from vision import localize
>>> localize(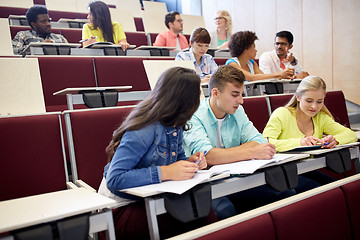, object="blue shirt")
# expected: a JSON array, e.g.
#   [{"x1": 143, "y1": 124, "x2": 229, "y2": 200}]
[
  {"x1": 175, "y1": 48, "x2": 218, "y2": 79},
  {"x1": 104, "y1": 122, "x2": 186, "y2": 199},
  {"x1": 183, "y1": 98, "x2": 266, "y2": 156},
  {"x1": 225, "y1": 58, "x2": 255, "y2": 82}
]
